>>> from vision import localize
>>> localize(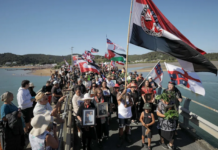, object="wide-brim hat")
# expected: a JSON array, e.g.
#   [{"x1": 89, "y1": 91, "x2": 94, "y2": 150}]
[
  {"x1": 148, "y1": 76, "x2": 152, "y2": 79},
  {"x1": 114, "y1": 84, "x2": 120, "y2": 88},
  {"x1": 29, "y1": 82, "x2": 35, "y2": 87},
  {"x1": 81, "y1": 93, "x2": 93, "y2": 101},
  {"x1": 107, "y1": 75, "x2": 111, "y2": 78},
  {"x1": 30, "y1": 111, "x2": 52, "y2": 136},
  {"x1": 143, "y1": 103, "x2": 151, "y2": 110}
]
